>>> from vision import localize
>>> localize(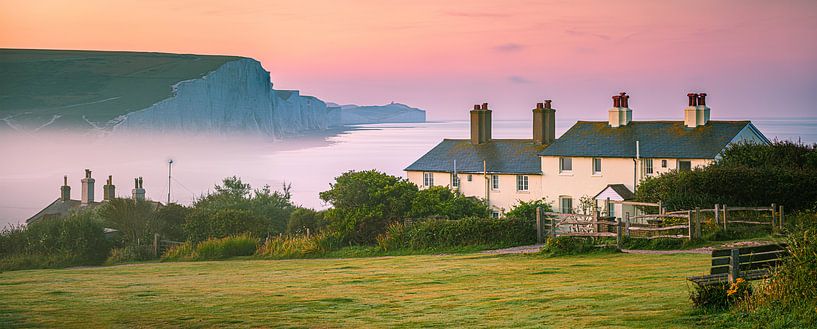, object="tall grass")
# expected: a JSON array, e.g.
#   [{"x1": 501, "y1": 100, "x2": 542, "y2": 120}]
[
  {"x1": 256, "y1": 231, "x2": 345, "y2": 259},
  {"x1": 161, "y1": 234, "x2": 258, "y2": 261}
]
